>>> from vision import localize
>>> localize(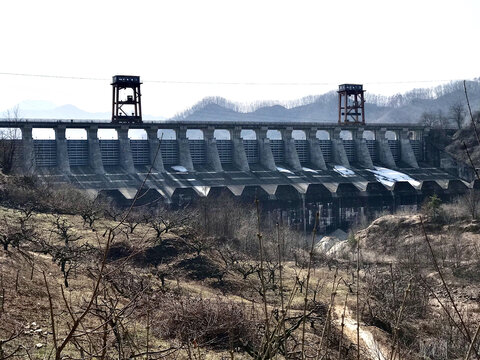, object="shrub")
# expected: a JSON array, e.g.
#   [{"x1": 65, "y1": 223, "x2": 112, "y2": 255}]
[
  {"x1": 153, "y1": 295, "x2": 259, "y2": 350},
  {"x1": 423, "y1": 194, "x2": 443, "y2": 222}
]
